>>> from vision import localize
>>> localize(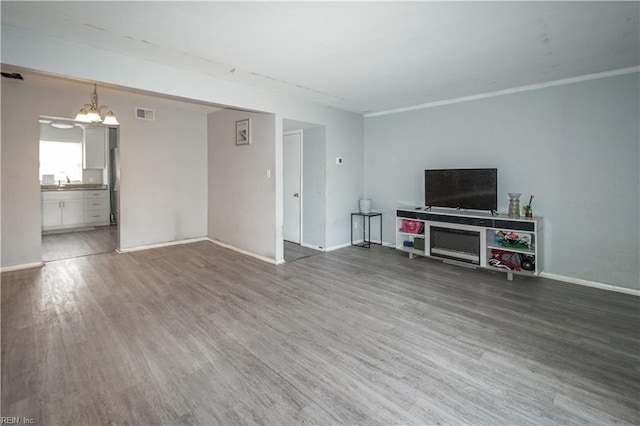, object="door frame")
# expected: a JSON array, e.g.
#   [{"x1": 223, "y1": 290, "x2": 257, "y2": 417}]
[
  {"x1": 283, "y1": 130, "x2": 303, "y2": 245},
  {"x1": 38, "y1": 117, "x2": 121, "y2": 261}
]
